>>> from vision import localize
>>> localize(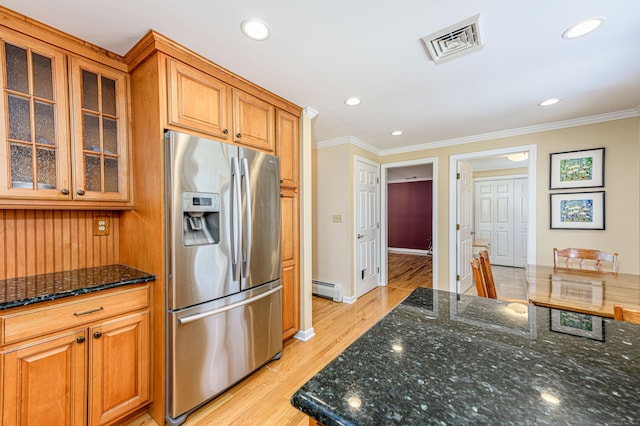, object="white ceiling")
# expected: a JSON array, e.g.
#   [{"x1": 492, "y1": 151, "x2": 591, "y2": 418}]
[{"x1": 4, "y1": 0, "x2": 639, "y2": 154}]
